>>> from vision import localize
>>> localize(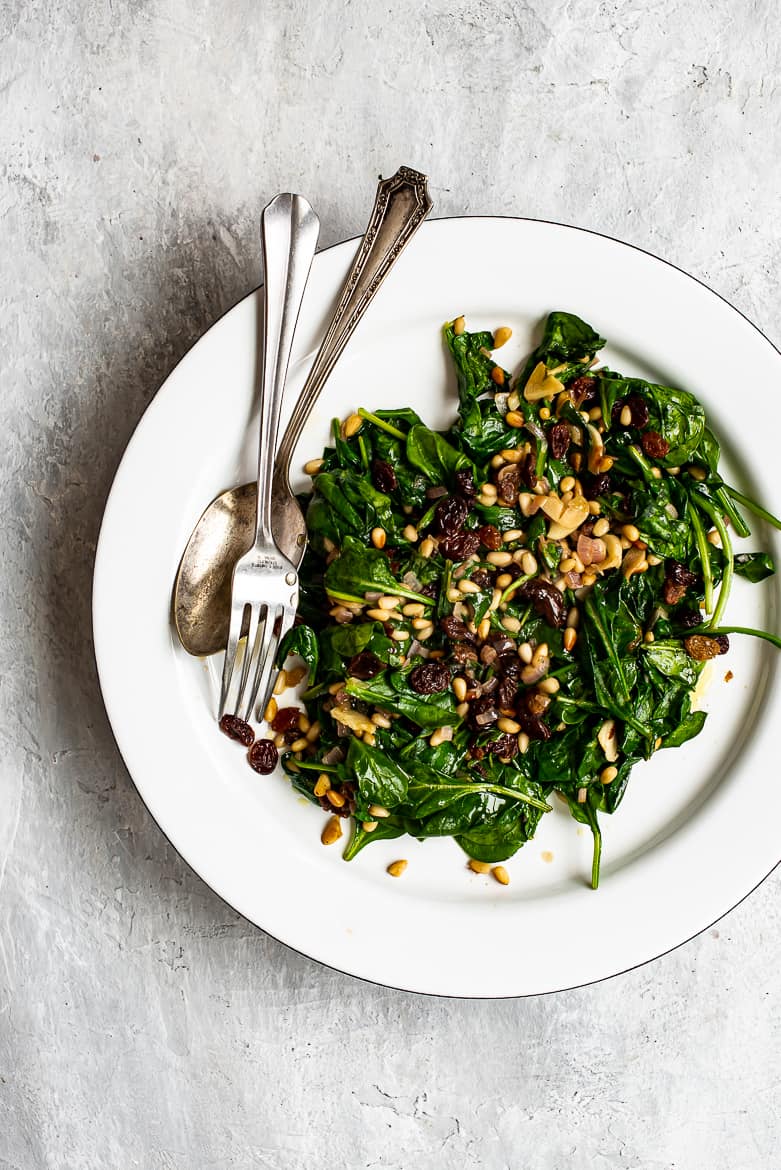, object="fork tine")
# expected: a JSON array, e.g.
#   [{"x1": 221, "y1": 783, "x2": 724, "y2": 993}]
[
  {"x1": 244, "y1": 606, "x2": 284, "y2": 723},
  {"x1": 234, "y1": 603, "x2": 263, "y2": 717},
  {"x1": 219, "y1": 601, "x2": 247, "y2": 719}
]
